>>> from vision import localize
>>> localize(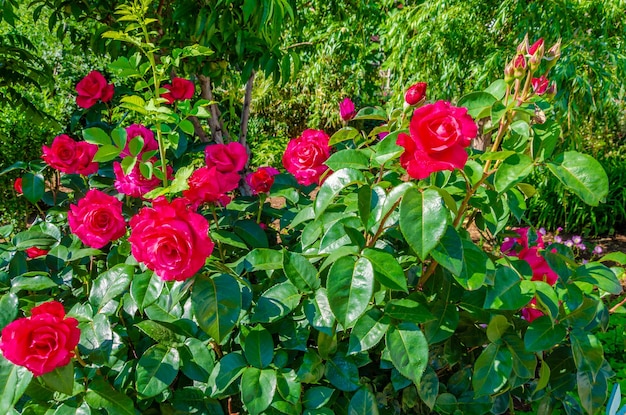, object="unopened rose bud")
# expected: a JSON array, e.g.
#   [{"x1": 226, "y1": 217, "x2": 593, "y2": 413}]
[
  {"x1": 13, "y1": 177, "x2": 23, "y2": 194},
  {"x1": 339, "y1": 97, "x2": 356, "y2": 121},
  {"x1": 532, "y1": 76, "x2": 549, "y2": 95},
  {"x1": 528, "y1": 38, "x2": 544, "y2": 70},
  {"x1": 544, "y1": 39, "x2": 561, "y2": 71},
  {"x1": 517, "y1": 34, "x2": 529, "y2": 55},
  {"x1": 404, "y1": 82, "x2": 427, "y2": 106},
  {"x1": 528, "y1": 38, "x2": 544, "y2": 56},
  {"x1": 546, "y1": 82, "x2": 557, "y2": 99},
  {"x1": 504, "y1": 62, "x2": 515, "y2": 84},
  {"x1": 513, "y1": 54, "x2": 526, "y2": 78}
]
